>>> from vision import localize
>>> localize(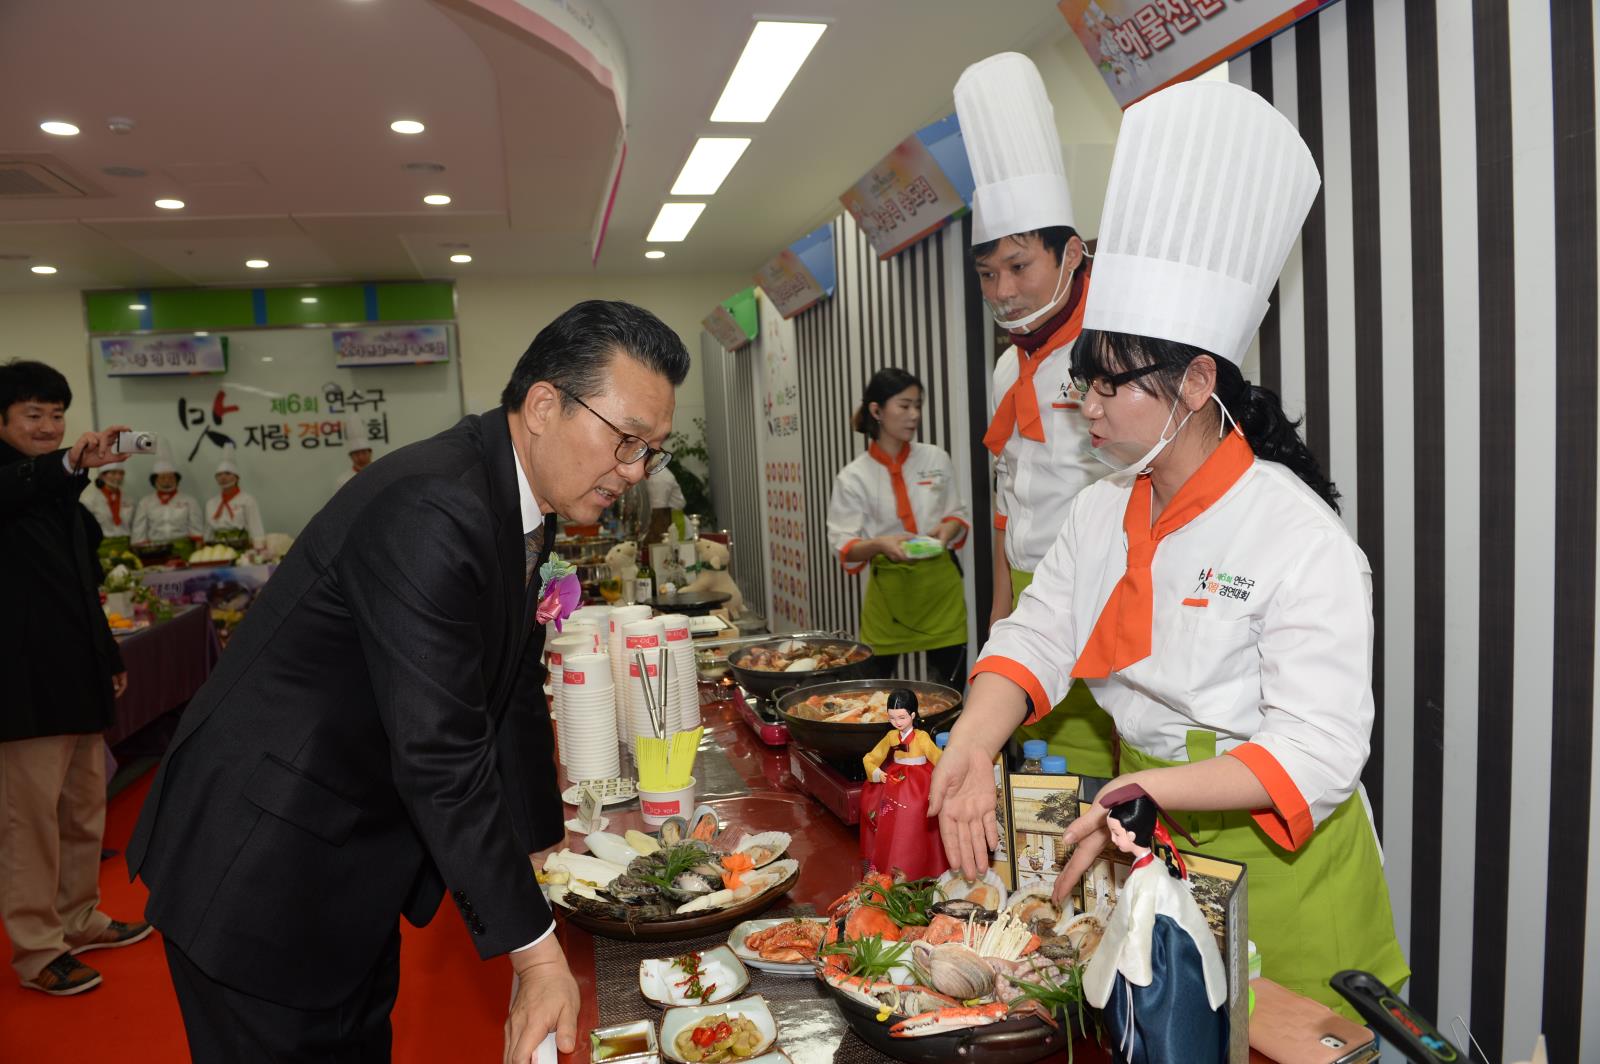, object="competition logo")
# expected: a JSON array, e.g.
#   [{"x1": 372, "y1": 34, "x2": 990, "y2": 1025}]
[{"x1": 1192, "y1": 567, "x2": 1256, "y2": 602}]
